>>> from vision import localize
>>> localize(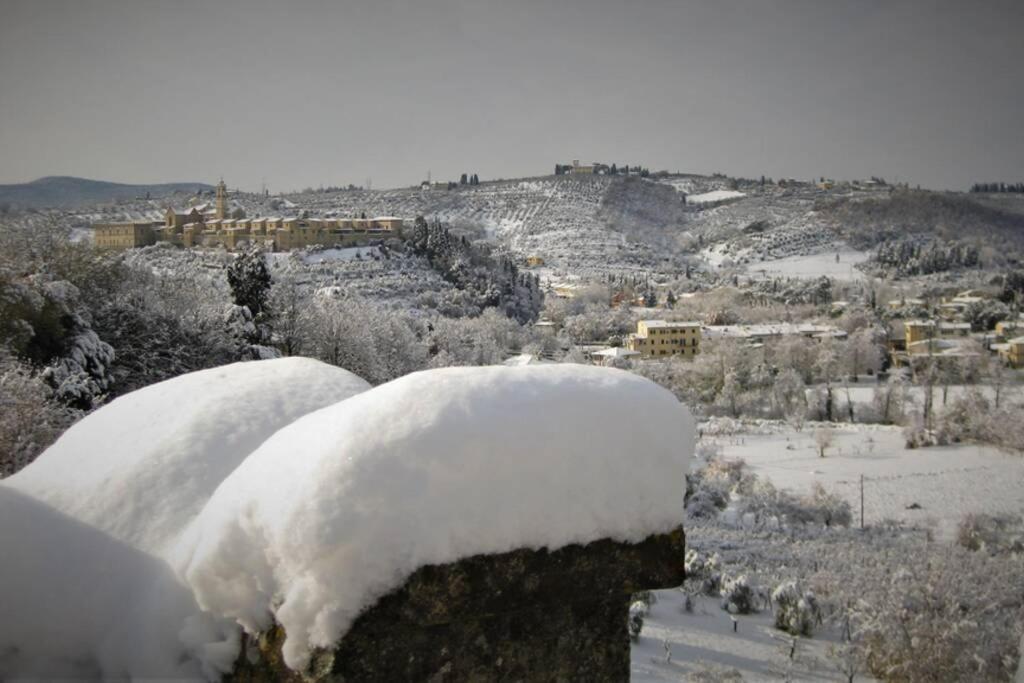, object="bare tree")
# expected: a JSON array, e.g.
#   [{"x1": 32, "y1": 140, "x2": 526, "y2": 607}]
[{"x1": 815, "y1": 427, "x2": 835, "y2": 458}]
